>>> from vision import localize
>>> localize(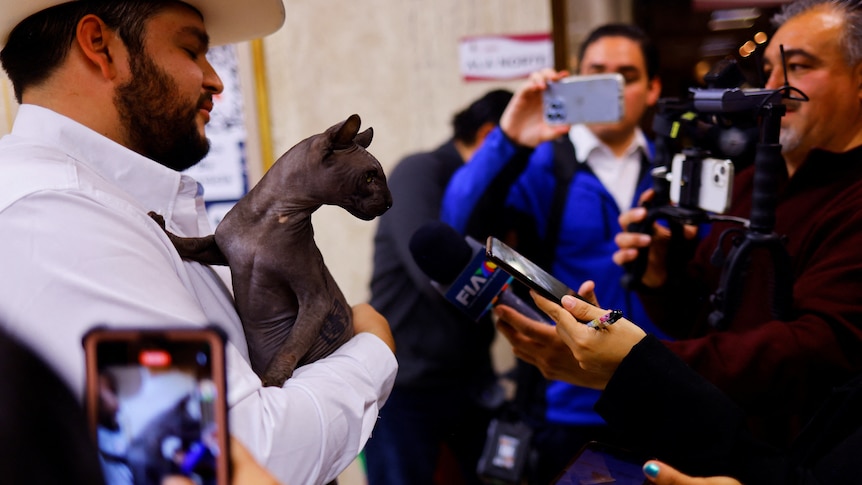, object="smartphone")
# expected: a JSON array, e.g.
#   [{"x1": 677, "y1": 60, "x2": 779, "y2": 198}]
[
  {"x1": 485, "y1": 236, "x2": 577, "y2": 304},
  {"x1": 83, "y1": 326, "x2": 229, "y2": 485},
  {"x1": 669, "y1": 152, "x2": 735, "y2": 213},
  {"x1": 551, "y1": 441, "x2": 650, "y2": 485},
  {"x1": 543, "y1": 73, "x2": 625, "y2": 125}
]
